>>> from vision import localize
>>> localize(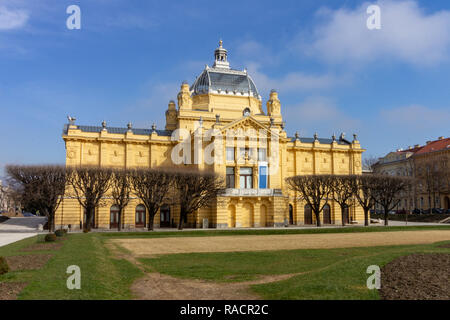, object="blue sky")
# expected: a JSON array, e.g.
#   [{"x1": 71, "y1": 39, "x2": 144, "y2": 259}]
[{"x1": 0, "y1": 0, "x2": 449, "y2": 175}]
